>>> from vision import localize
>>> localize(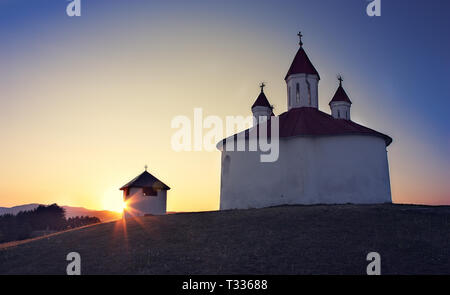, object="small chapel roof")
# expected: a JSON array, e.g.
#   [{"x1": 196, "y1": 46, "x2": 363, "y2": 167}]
[
  {"x1": 217, "y1": 107, "x2": 392, "y2": 148},
  {"x1": 120, "y1": 170, "x2": 170, "y2": 191},
  {"x1": 329, "y1": 76, "x2": 352, "y2": 105},
  {"x1": 285, "y1": 32, "x2": 320, "y2": 80}
]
